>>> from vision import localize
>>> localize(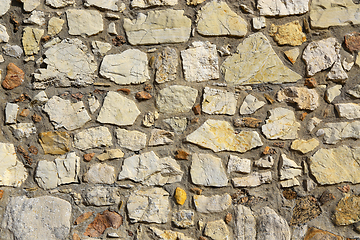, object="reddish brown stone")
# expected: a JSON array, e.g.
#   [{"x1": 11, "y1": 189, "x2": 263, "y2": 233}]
[
  {"x1": 74, "y1": 211, "x2": 93, "y2": 225},
  {"x1": 199, "y1": 237, "x2": 208, "y2": 240},
  {"x1": 303, "y1": 18, "x2": 310, "y2": 33},
  {"x1": 112, "y1": 35, "x2": 126, "y2": 46},
  {"x1": 127, "y1": 230, "x2": 134, "y2": 236},
  {"x1": 300, "y1": 112, "x2": 308, "y2": 121},
  {"x1": 135, "y1": 91, "x2": 152, "y2": 101},
  {"x1": 28, "y1": 146, "x2": 38, "y2": 155},
  {"x1": 0, "y1": 190, "x2": 4, "y2": 200},
  {"x1": 71, "y1": 92, "x2": 83, "y2": 100},
  {"x1": 338, "y1": 185, "x2": 351, "y2": 193},
  {"x1": 17, "y1": 146, "x2": 32, "y2": 165},
  {"x1": 2, "y1": 63, "x2": 25, "y2": 90},
  {"x1": 304, "y1": 227, "x2": 344, "y2": 240},
  {"x1": 190, "y1": 187, "x2": 203, "y2": 195},
  {"x1": 14, "y1": 93, "x2": 31, "y2": 102},
  {"x1": 84, "y1": 210, "x2": 123, "y2": 238},
  {"x1": 319, "y1": 190, "x2": 335, "y2": 205},
  {"x1": 175, "y1": 150, "x2": 189, "y2": 160},
  {"x1": 273, "y1": 142, "x2": 285, "y2": 148},
  {"x1": 234, "y1": 117, "x2": 262, "y2": 128},
  {"x1": 32, "y1": 114, "x2": 42, "y2": 123},
  {"x1": 283, "y1": 189, "x2": 297, "y2": 200},
  {"x1": 304, "y1": 78, "x2": 317, "y2": 88},
  {"x1": 262, "y1": 146, "x2": 276, "y2": 155},
  {"x1": 41, "y1": 35, "x2": 51, "y2": 42},
  {"x1": 84, "y1": 153, "x2": 95, "y2": 162},
  {"x1": 225, "y1": 213, "x2": 232, "y2": 224},
  {"x1": 144, "y1": 84, "x2": 153, "y2": 91},
  {"x1": 10, "y1": 13, "x2": 19, "y2": 32},
  {"x1": 19, "y1": 109, "x2": 30, "y2": 117},
  {"x1": 264, "y1": 93, "x2": 275, "y2": 104},
  {"x1": 192, "y1": 104, "x2": 201, "y2": 115},
  {"x1": 345, "y1": 32, "x2": 360, "y2": 52},
  {"x1": 117, "y1": 88, "x2": 131, "y2": 95},
  {"x1": 191, "y1": 117, "x2": 199, "y2": 123}
]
